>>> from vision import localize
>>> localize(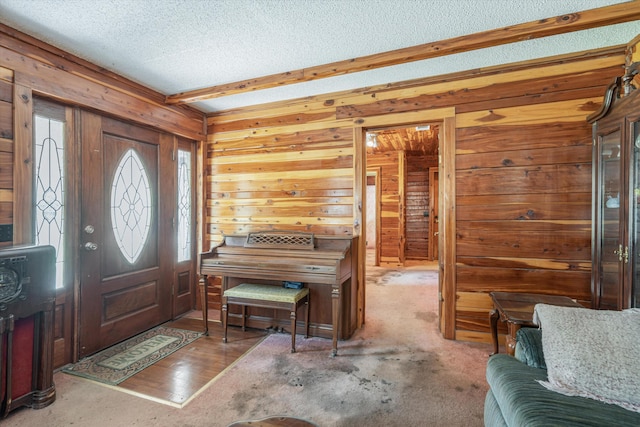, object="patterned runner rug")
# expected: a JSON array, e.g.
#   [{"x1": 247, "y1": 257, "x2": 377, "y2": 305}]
[{"x1": 62, "y1": 326, "x2": 201, "y2": 385}]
